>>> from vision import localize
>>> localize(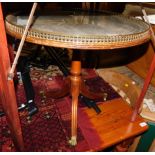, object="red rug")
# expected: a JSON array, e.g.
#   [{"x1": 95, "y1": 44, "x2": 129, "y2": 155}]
[{"x1": 0, "y1": 67, "x2": 120, "y2": 152}]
